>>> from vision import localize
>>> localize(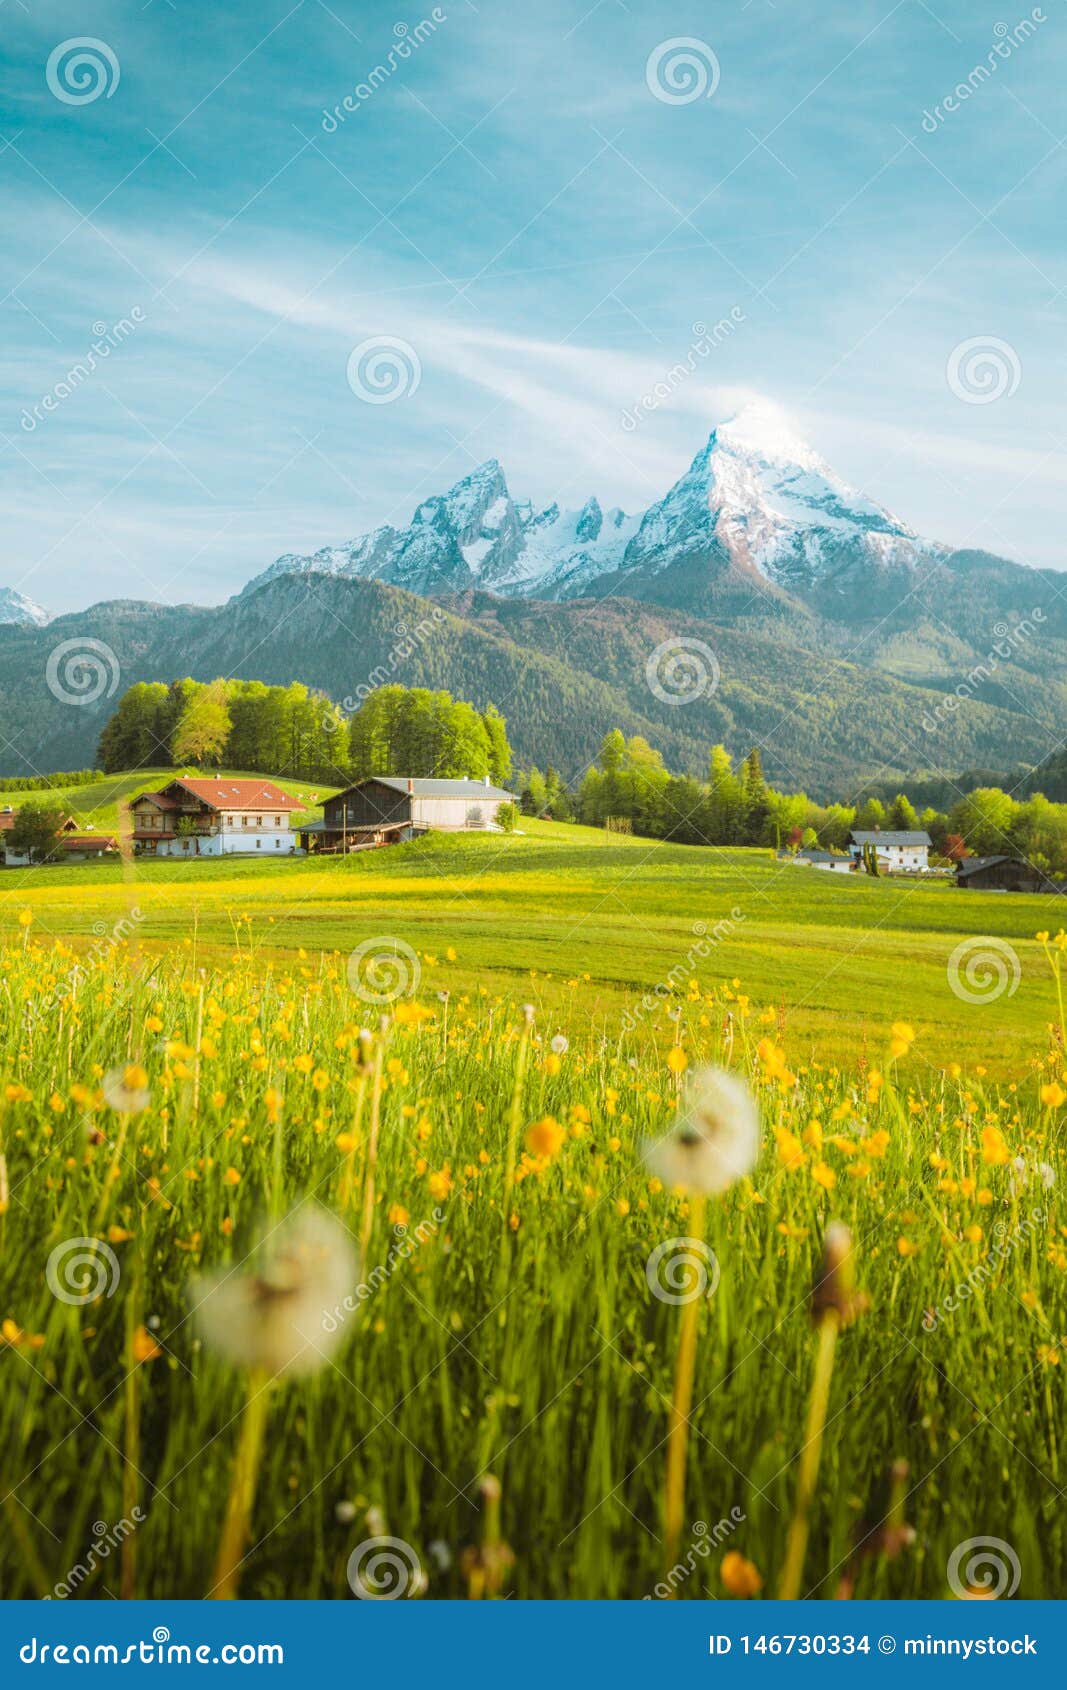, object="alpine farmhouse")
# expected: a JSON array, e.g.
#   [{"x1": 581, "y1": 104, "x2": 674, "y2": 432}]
[
  {"x1": 129, "y1": 777, "x2": 301, "y2": 857},
  {"x1": 301, "y1": 776, "x2": 516, "y2": 853},
  {"x1": 0, "y1": 808, "x2": 119, "y2": 867},
  {"x1": 848, "y1": 829, "x2": 932, "y2": 872}
]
